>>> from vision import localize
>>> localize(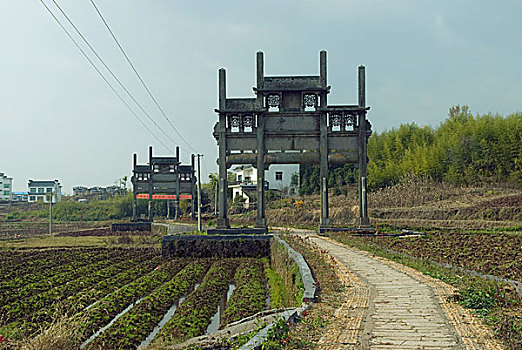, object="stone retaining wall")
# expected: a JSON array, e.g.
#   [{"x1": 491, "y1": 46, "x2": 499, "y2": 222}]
[{"x1": 161, "y1": 234, "x2": 271, "y2": 258}]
